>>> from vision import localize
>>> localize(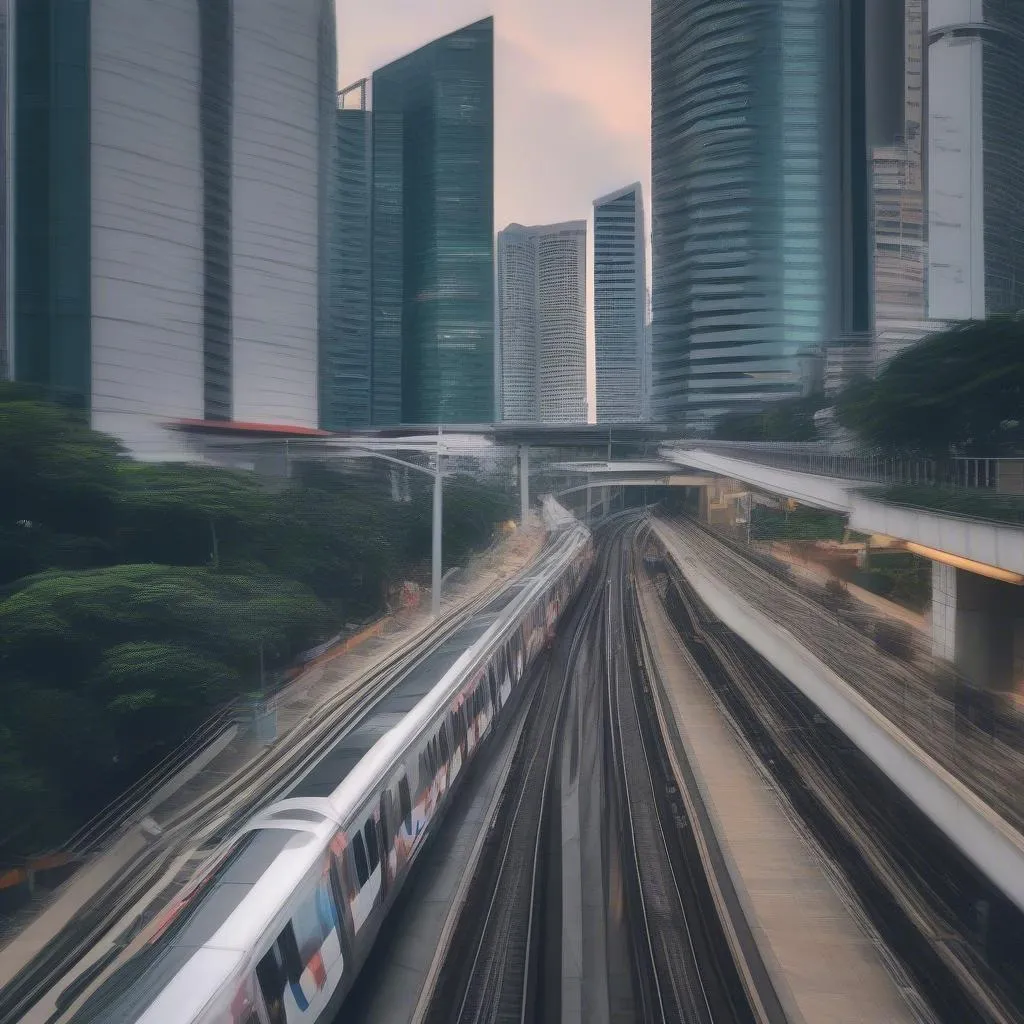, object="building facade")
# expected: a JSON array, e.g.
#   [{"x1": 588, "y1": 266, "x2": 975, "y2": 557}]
[
  {"x1": 870, "y1": 0, "x2": 929, "y2": 370},
  {"x1": 497, "y1": 221, "x2": 587, "y2": 424},
  {"x1": 0, "y1": 0, "x2": 8, "y2": 382},
  {"x1": 927, "y1": 0, "x2": 1024, "y2": 322},
  {"x1": 593, "y1": 183, "x2": 647, "y2": 422},
  {"x1": 651, "y1": 0, "x2": 880, "y2": 430},
  {"x1": 370, "y1": 17, "x2": 495, "y2": 426},
  {"x1": 9, "y1": 0, "x2": 335, "y2": 457},
  {"x1": 323, "y1": 80, "x2": 373, "y2": 430}
]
